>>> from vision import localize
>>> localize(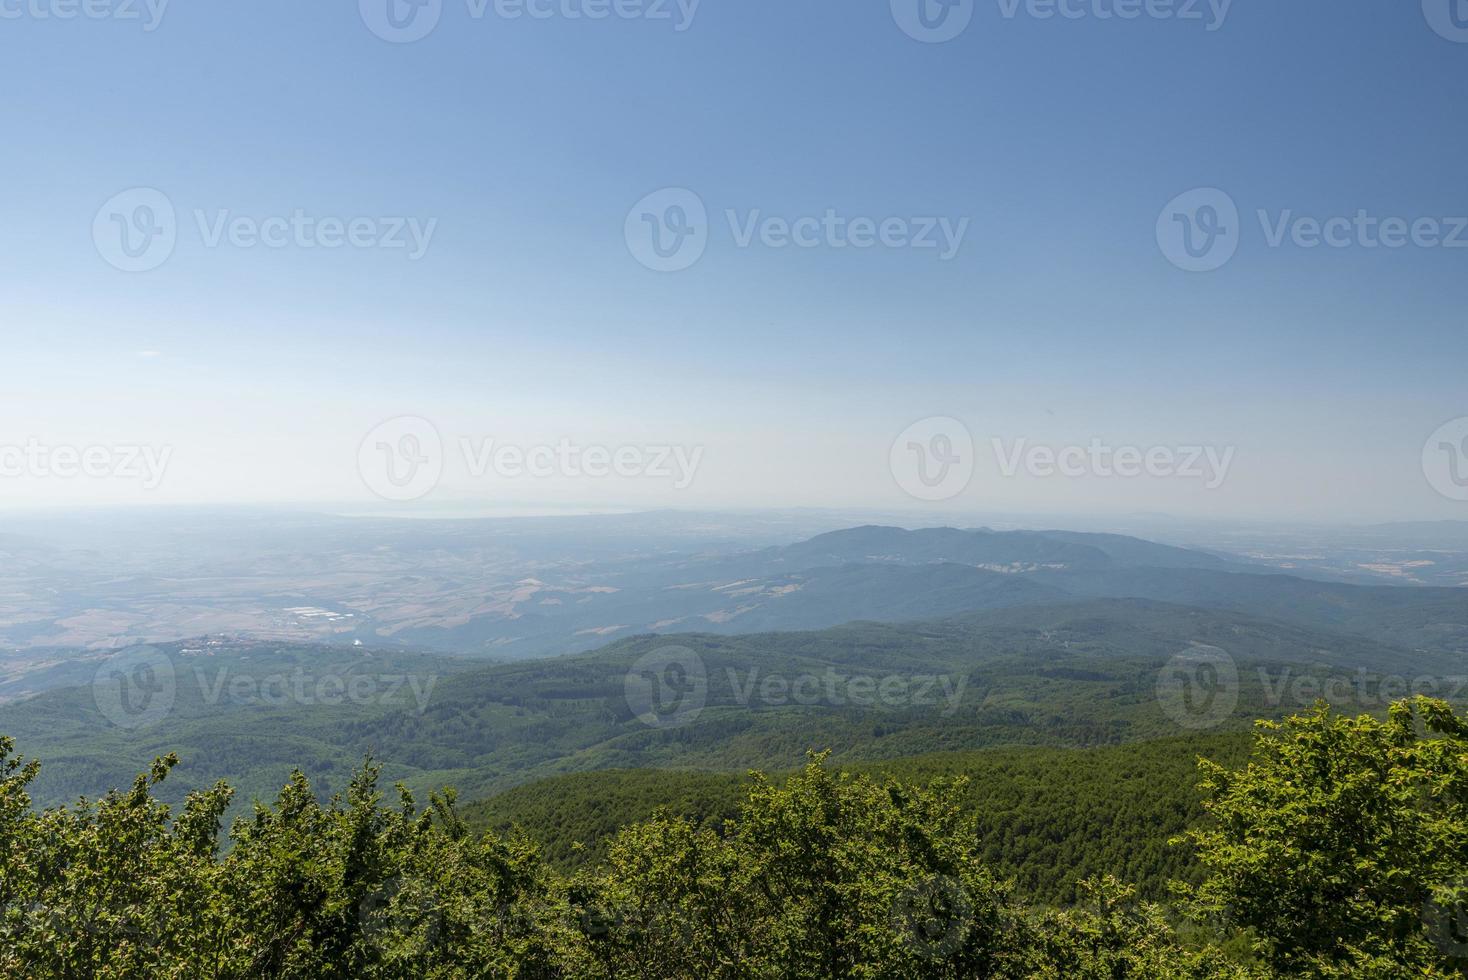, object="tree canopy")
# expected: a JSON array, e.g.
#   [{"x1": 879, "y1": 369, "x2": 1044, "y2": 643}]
[{"x1": 2, "y1": 697, "x2": 1466, "y2": 978}]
